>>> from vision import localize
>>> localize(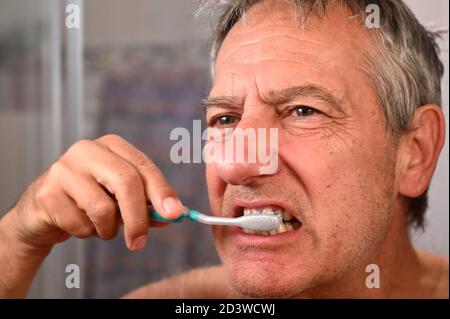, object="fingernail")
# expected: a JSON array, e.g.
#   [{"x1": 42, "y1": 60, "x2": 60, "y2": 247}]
[
  {"x1": 162, "y1": 197, "x2": 184, "y2": 217},
  {"x1": 132, "y1": 234, "x2": 147, "y2": 251}
]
